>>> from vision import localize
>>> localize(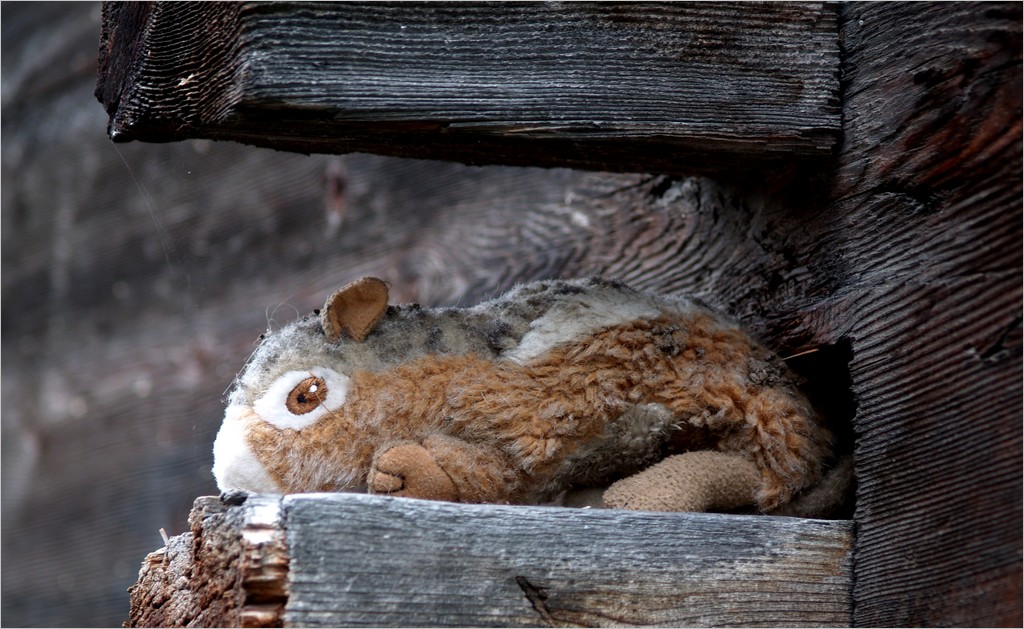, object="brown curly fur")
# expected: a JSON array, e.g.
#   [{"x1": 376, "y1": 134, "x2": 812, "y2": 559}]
[{"x1": 246, "y1": 312, "x2": 829, "y2": 512}]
